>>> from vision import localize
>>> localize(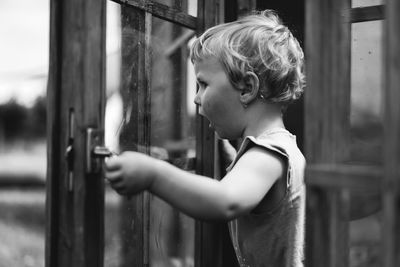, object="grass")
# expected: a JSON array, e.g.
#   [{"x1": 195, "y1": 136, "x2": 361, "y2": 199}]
[
  {"x1": 0, "y1": 189, "x2": 45, "y2": 267},
  {"x1": 0, "y1": 188, "x2": 123, "y2": 267}
]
